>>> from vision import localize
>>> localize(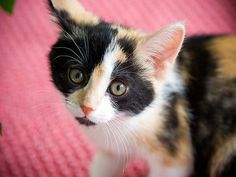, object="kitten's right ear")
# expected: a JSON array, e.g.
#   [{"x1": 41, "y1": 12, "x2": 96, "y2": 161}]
[
  {"x1": 136, "y1": 22, "x2": 185, "y2": 78},
  {"x1": 48, "y1": 0, "x2": 99, "y2": 31}
]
